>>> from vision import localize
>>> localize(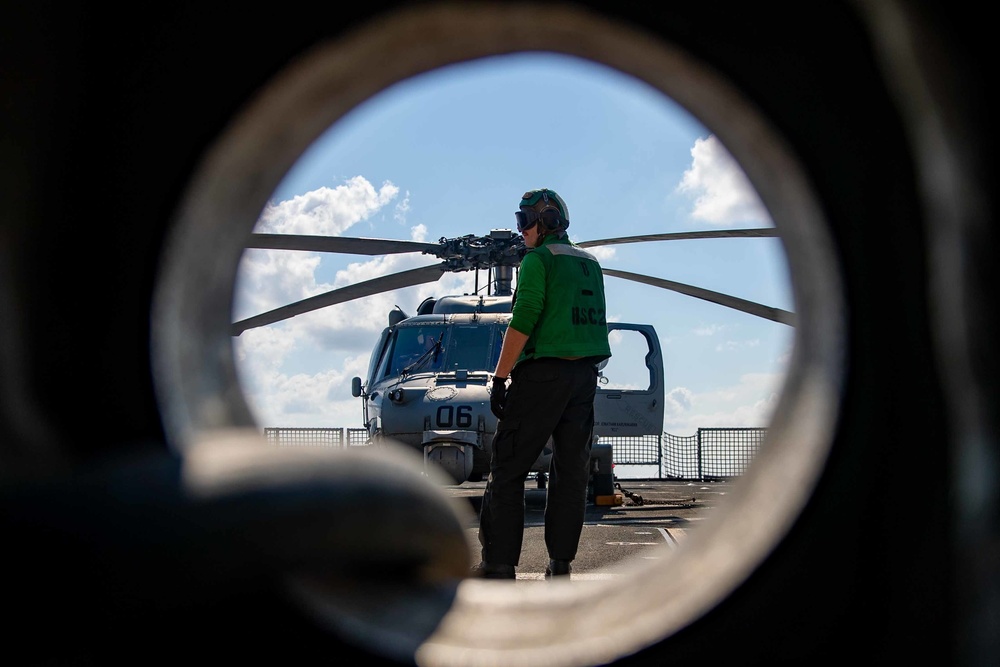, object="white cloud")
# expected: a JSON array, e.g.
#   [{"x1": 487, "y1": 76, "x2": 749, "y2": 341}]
[
  {"x1": 676, "y1": 135, "x2": 770, "y2": 225},
  {"x1": 666, "y1": 386, "x2": 693, "y2": 412},
  {"x1": 255, "y1": 176, "x2": 399, "y2": 236},
  {"x1": 586, "y1": 245, "x2": 616, "y2": 262},
  {"x1": 693, "y1": 323, "x2": 725, "y2": 336},
  {"x1": 239, "y1": 352, "x2": 372, "y2": 429},
  {"x1": 394, "y1": 191, "x2": 411, "y2": 224},
  {"x1": 409, "y1": 223, "x2": 428, "y2": 242},
  {"x1": 715, "y1": 338, "x2": 760, "y2": 352},
  {"x1": 663, "y1": 372, "x2": 784, "y2": 436}
]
